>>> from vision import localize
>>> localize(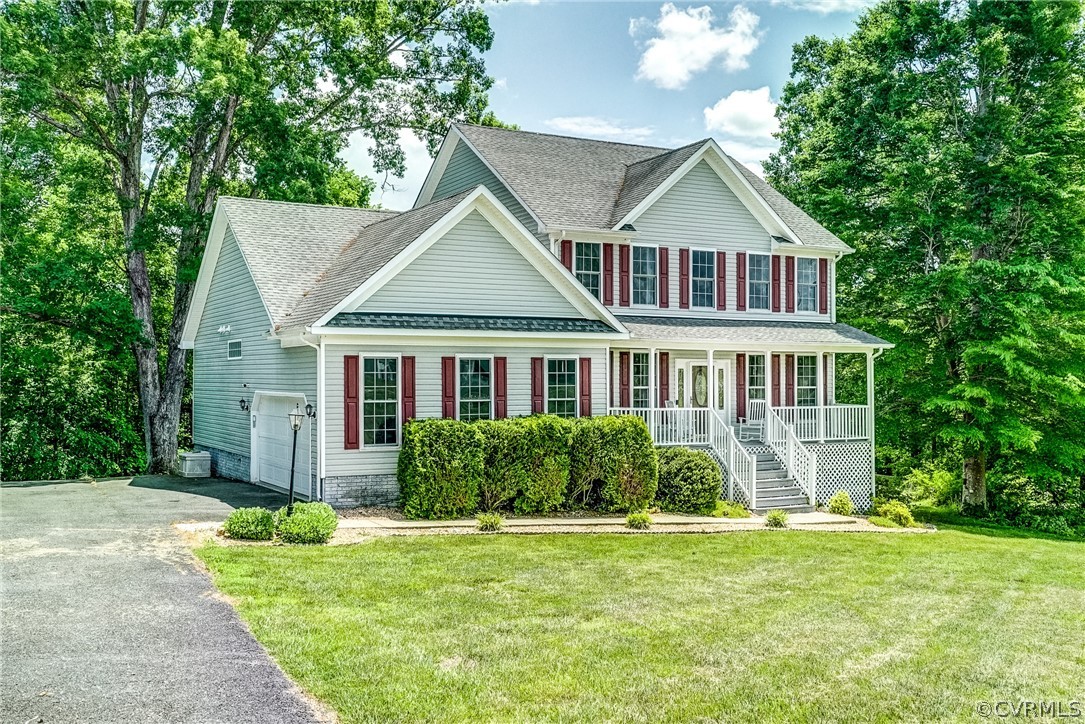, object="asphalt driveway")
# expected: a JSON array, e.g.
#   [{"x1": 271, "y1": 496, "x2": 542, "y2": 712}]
[{"x1": 1, "y1": 476, "x2": 328, "y2": 724}]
